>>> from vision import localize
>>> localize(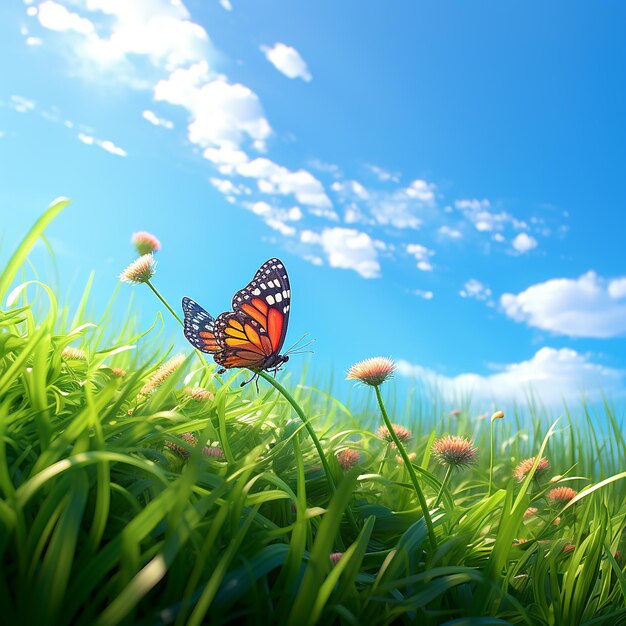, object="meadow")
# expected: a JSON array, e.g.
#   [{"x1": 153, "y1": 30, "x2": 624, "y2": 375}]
[{"x1": 1, "y1": 199, "x2": 625, "y2": 625}]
